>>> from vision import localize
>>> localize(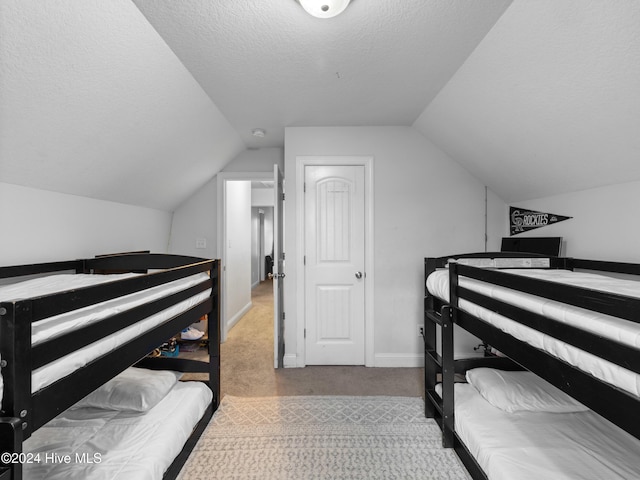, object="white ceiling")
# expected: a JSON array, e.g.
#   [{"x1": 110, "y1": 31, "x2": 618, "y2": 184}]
[
  {"x1": 132, "y1": 0, "x2": 512, "y2": 149},
  {"x1": 414, "y1": 0, "x2": 640, "y2": 202},
  {"x1": 0, "y1": 0, "x2": 245, "y2": 211},
  {"x1": 2, "y1": 1, "x2": 639, "y2": 211}
]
